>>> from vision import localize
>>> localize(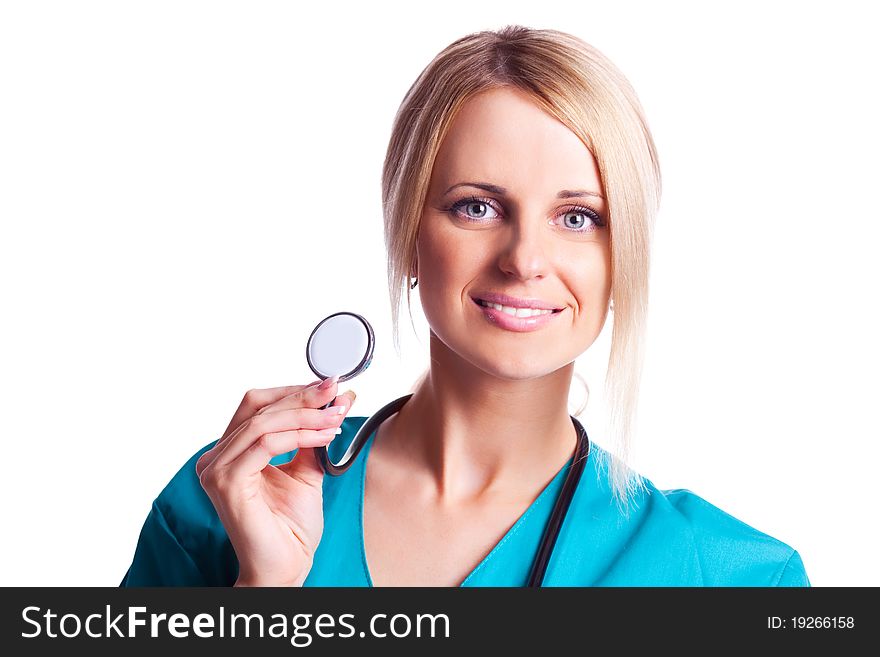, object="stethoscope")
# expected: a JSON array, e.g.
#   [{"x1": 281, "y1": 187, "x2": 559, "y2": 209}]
[{"x1": 305, "y1": 311, "x2": 591, "y2": 587}]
